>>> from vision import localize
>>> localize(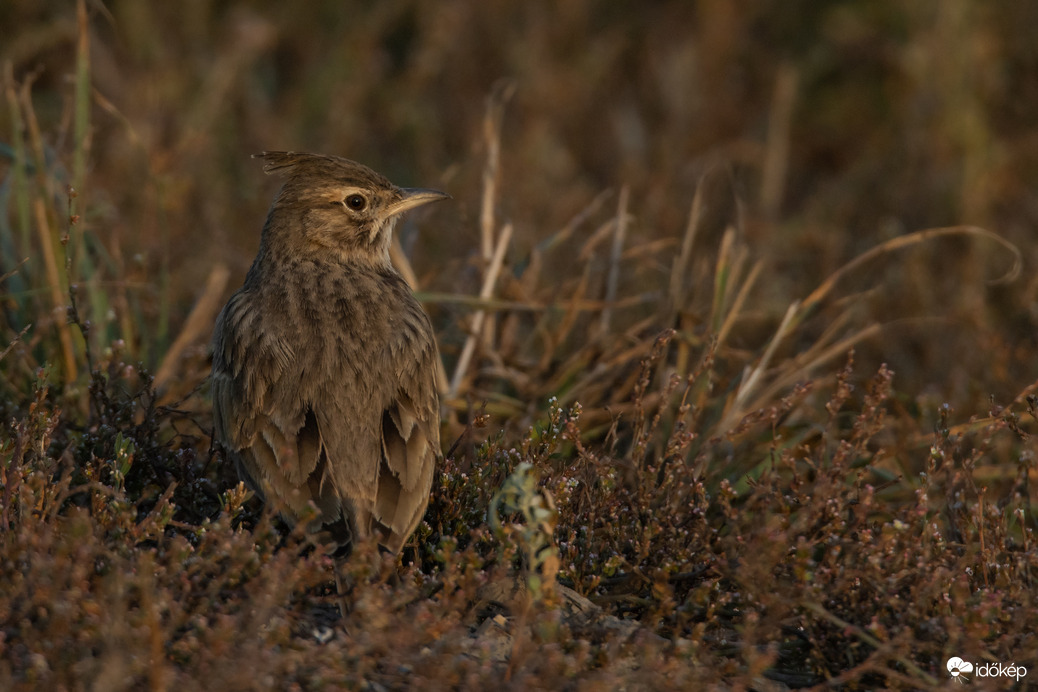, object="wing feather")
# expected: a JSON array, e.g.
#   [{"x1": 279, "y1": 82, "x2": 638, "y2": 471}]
[
  {"x1": 369, "y1": 327, "x2": 440, "y2": 549},
  {"x1": 212, "y1": 290, "x2": 325, "y2": 516}
]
